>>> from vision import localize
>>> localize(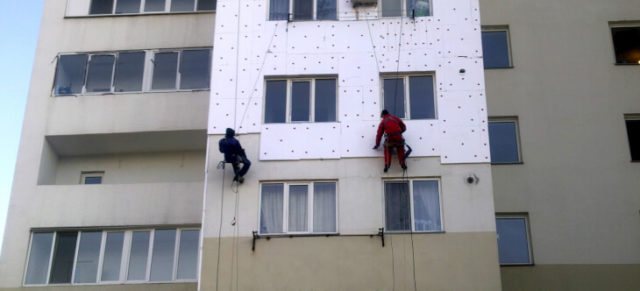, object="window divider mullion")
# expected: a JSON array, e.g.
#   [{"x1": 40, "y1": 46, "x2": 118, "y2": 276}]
[
  {"x1": 405, "y1": 76, "x2": 411, "y2": 119},
  {"x1": 308, "y1": 183, "x2": 314, "y2": 233},
  {"x1": 112, "y1": 0, "x2": 117, "y2": 14},
  {"x1": 46, "y1": 232, "x2": 57, "y2": 284},
  {"x1": 176, "y1": 50, "x2": 182, "y2": 90},
  {"x1": 165, "y1": 0, "x2": 171, "y2": 12},
  {"x1": 71, "y1": 231, "x2": 82, "y2": 284},
  {"x1": 96, "y1": 231, "x2": 107, "y2": 283},
  {"x1": 283, "y1": 184, "x2": 290, "y2": 233},
  {"x1": 286, "y1": 80, "x2": 292, "y2": 123},
  {"x1": 110, "y1": 53, "x2": 118, "y2": 93},
  {"x1": 82, "y1": 54, "x2": 91, "y2": 95},
  {"x1": 146, "y1": 230, "x2": 155, "y2": 282},
  {"x1": 310, "y1": 79, "x2": 315, "y2": 122},
  {"x1": 172, "y1": 229, "x2": 181, "y2": 281},
  {"x1": 120, "y1": 230, "x2": 133, "y2": 283},
  {"x1": 140, "y1": 0, "x2": 146, "y2": 13},
  {"x1": 408, "y1": 180, "x2": 415, "y2": 232}
]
